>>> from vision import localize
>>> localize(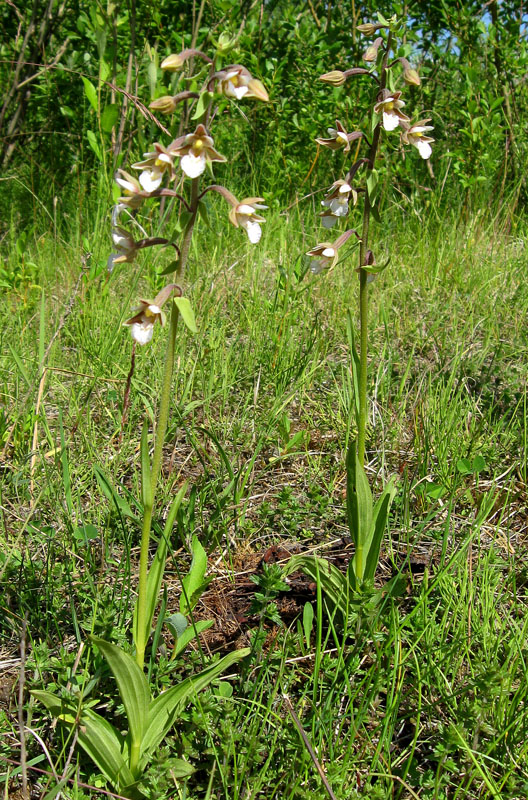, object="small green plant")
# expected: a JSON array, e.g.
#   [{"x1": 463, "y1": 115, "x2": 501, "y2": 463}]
[
  {"x1": 292, "y1": 12, "x2": 434, "y2": 596},
  {"x1": 250, "y1": 562, "x2": 290, "y2": 626}
]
